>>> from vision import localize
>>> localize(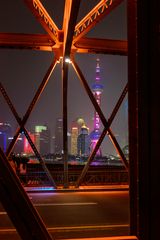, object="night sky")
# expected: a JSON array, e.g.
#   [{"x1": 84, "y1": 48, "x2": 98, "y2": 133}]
[{"x1": 0, "y1": 0, "x2": 128, "y2": 155}]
